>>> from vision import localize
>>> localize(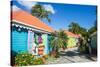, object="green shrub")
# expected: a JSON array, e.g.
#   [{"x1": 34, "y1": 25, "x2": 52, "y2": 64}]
[
  {"x1": 15, "y1": 52, "x2": 34, "y2": 66},
  {"x1": 33, "y1": 58, "x2": 44, "y2": 65},
  {"x1": 43, "y1": 55, "x2": 49, "y2": 59},
  {"x1": 55, "y1": 52, "x2": 60, "y2": 58},
  {"x1": 78, "y1": 45, "x2": 88, "y2": 53},
  {"x1": 15, "y1": 52, "x2": 44, "y2": 66}
]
